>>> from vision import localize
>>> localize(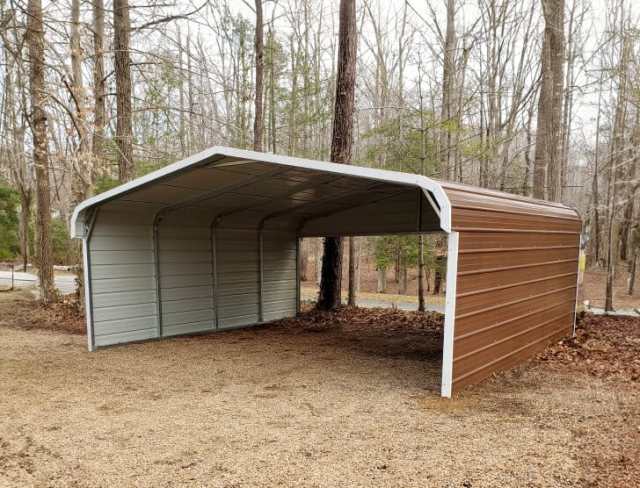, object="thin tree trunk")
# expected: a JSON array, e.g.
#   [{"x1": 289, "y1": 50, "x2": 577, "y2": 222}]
[
  {"x1": 268, "y1": 27, "x2": 277, "y2": 153},
  {"x1": 27, "y1": 0, "x2": 55, "y2": 303},
  {"x1": 71, "y1": 0, "x2": 90, "y2": 205},
  {"x1": 19, "y1": 190, "x2": 32, "y2": 271},
  {"x1": 377, "y1": 267, "x2": 386, "y2": 293},
  {"x1": 605, "y1": 30, "x2": 630, "y2": 311},
  {"x1": 440, "y1": 0, "x2": 456, "y2": 180},
  {"x1": 253, "y1": 0, "x2": 264, "y2": 151},
  {"x1": 533, "y1": 4, "x2": 550, "y2": 199},
  {"x1": 433, "y1": 266, "x2": 442, "y2": 295},
  {"x1": 619, "y1": 112, "x2": 638, "y2": 261},
  {"x1": 522, "y1": 101, "x2": 535, "y2": 195},
  {"x1": 317, "y1": 0, "x2": 357, "y2": 311},
  {"x1": 588, "y1": 70, "x2": 604, "y2": 267},
  {"x1": 92, "y1": 0, "x2": 106, "y2": 170},
  {"x1": 398, "y1": 260, "x2": 408, "y2": 295},
  {"x1": 114, "y1": 0, "x2": 134, "y2": 181},
  {"x1": 418, "y1": 62, "x2": 426, "y2": 312}
]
